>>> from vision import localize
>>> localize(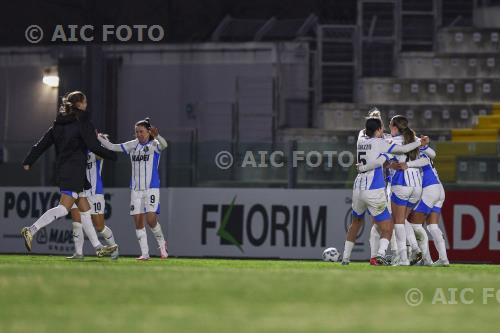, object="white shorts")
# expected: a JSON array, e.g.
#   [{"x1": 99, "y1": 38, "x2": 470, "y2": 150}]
[
  {"x1": 130, "y1": 188, "x2": 160, "y2": 216},
  {"x1": 414, "y1": 183, "x2": 445, "y2": 215},
  {"x1": 391, "y1": 185, "x2": 422, "y2": 208},
  {"x1": 70, "y1": 193, "x2": 105, "y2": 215},
  {"x1": 352, "y1": 188, "x2": 391, "y2": 222}
]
